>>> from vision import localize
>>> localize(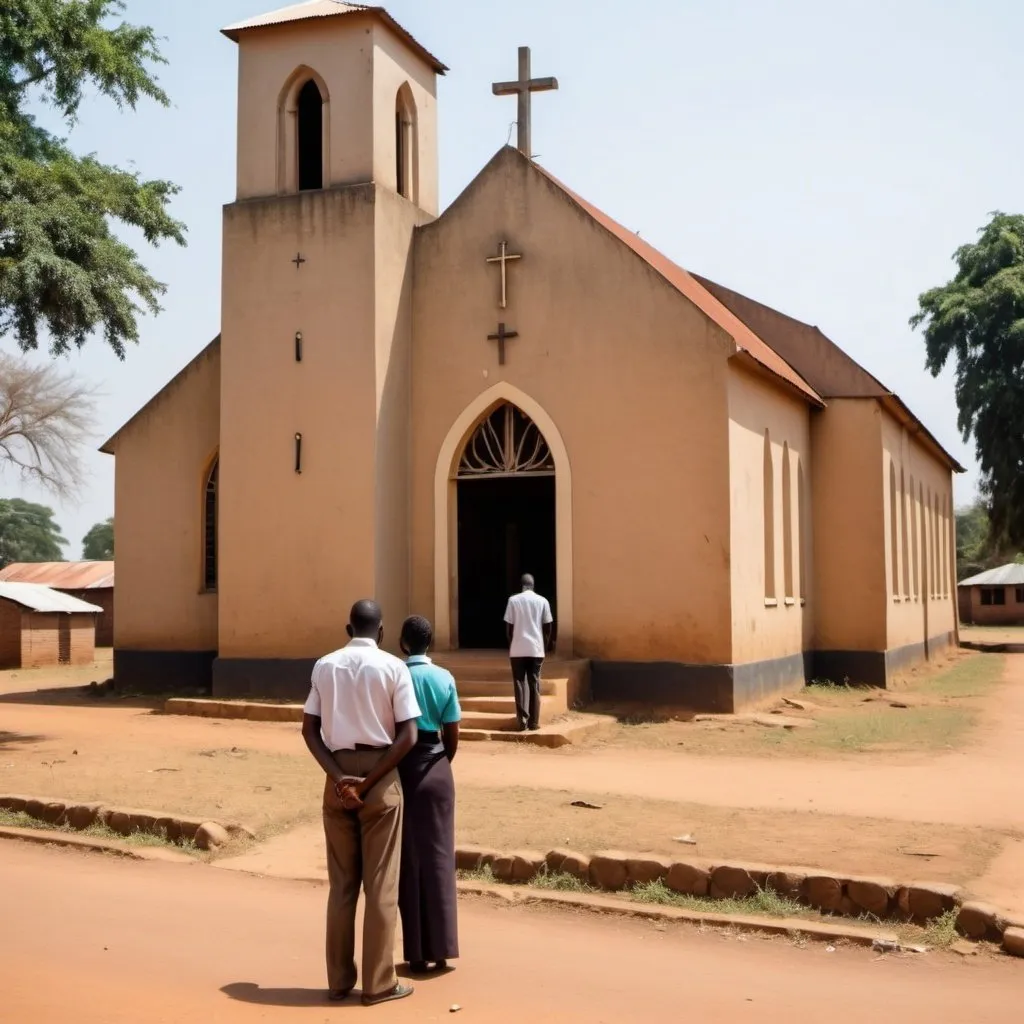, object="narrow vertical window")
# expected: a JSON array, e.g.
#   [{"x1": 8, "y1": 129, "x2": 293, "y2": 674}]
[
  {"x1": 929, "y1": 491, "x2": 937, "y2": 598},
  {"x1": 900, "y1": 468, "x2": 909, "y2": 598},
  {"x1": 395, "y1": 84, "x2": 417, "y2": 201},
  {"x1": 204, "y1": 458, "x2": 218, "y2": 592},
  {"x1": 889, "y1": 461, "x2": 899, "y2": 598},
  {"x1": 797, "y1": 459, "x2": 808, "y2": 602},
  {"x1": 297, "y1": 79, "x2": 323, "y2": 191},
  {"x1": 910, "y1": 476, "x2": 919, "y2": 600},
  {"x1": 782, "y1": 443, "x2": 794, "y2": 600},
  {"x1": 764, "y1": 431, "x2": 776, "y2": 602},
  {"x1": 920, "y1": 483, "x2": 928, "y2": 599}
]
